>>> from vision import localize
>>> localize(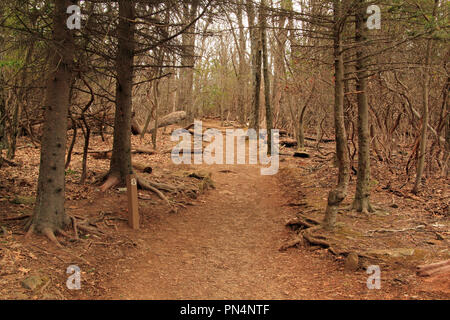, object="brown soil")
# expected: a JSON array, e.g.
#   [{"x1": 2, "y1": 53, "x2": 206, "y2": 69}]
[
  {"x1": 104, "y1": 162, "x2": 448, "y2": 299},
  {"x1": 0, "y1": 119, "x2": 448, "y2": 300}
]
